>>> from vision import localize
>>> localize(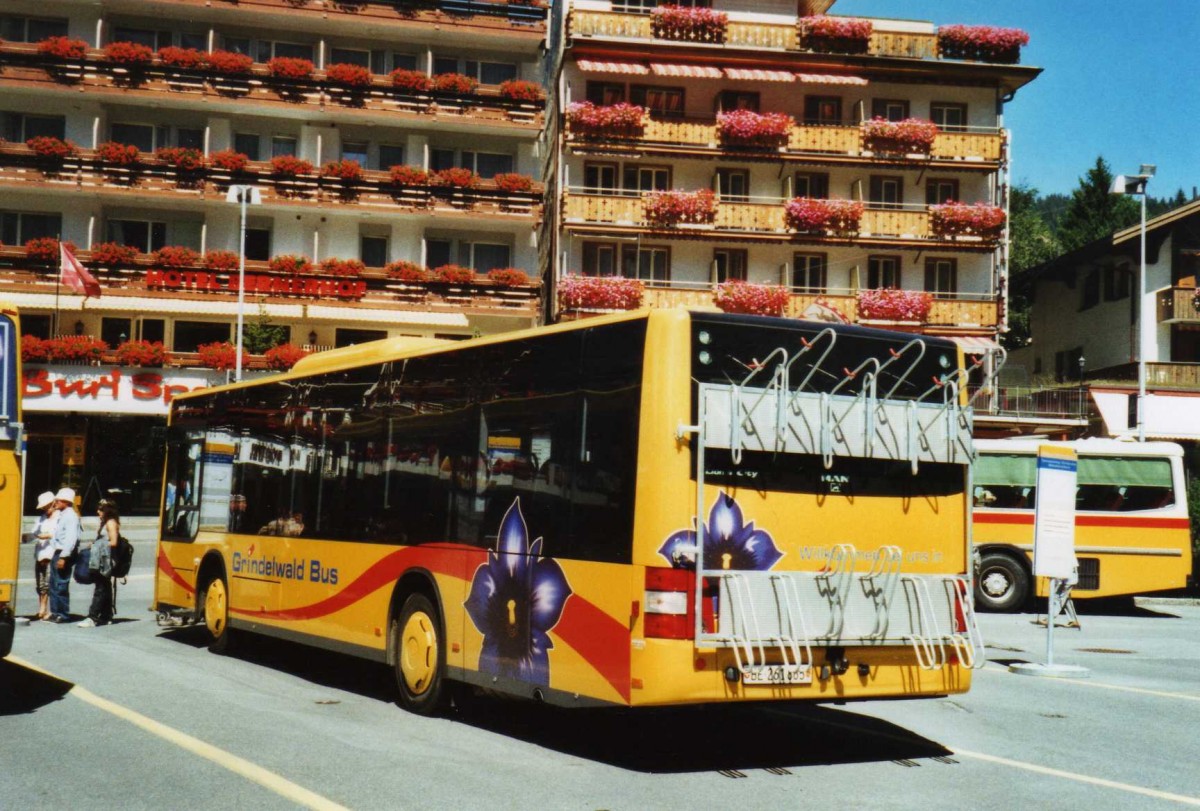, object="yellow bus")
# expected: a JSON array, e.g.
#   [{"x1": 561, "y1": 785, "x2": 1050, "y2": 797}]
[
  {"x1": 155, "y1": 309, "x2": 984, "y2": 713},
  {"x1": 0, "y1": 303, "x2": 22, "y2": 658},
  {"x1": 973, "y1": 439, "x2": 1193, "y2": 611}
]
